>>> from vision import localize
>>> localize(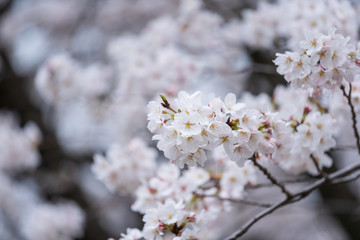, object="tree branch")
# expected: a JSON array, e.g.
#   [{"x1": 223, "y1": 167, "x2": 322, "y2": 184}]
[
  {"x1": 225, "y1": 162, "x2": 360, "y2": 240},
  {"x1": 250, "y1": 156, "x2": 292, "y2": 198},
  {"x1": 341, "y1": 84, "x2": 360, "y2": 155},
  {"x1": 330, "y1": 145, "x2": 357, "y2": 151},
  {"x1": 246, "y1": 178, "x2": 315, "y2": 189},
  {"x1": 194, "y1": 193, "x2": 272, "y2": 208},
  {"x1": 310, "y1": 154, "x2": 329, "y2": 181},
  {"x1": 331, "y1": 172, "x2": 360, "y2": 185}
]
